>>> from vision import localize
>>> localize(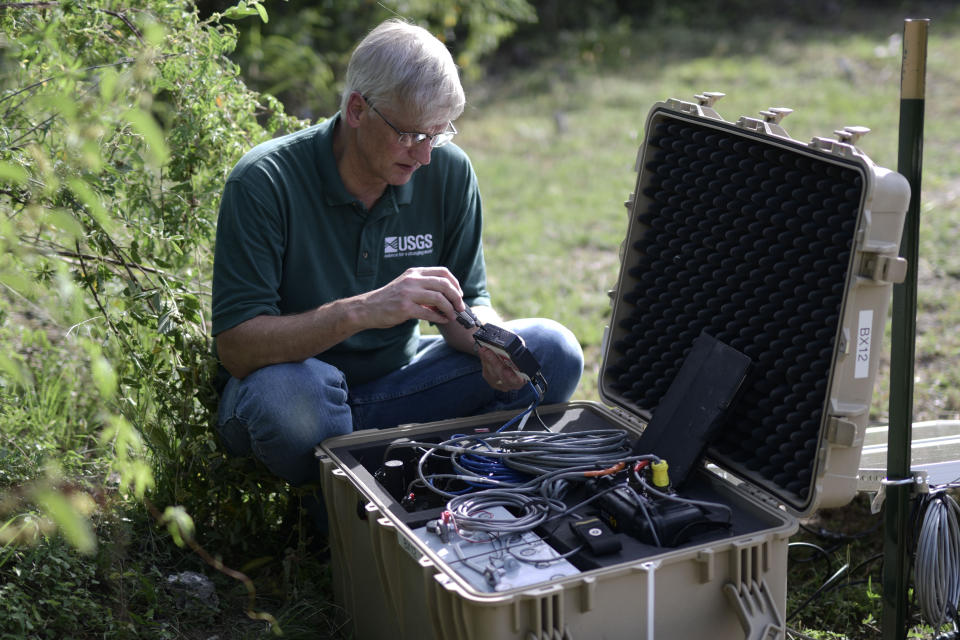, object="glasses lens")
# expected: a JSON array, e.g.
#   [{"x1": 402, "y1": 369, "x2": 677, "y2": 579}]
[
  {"x1": 430, "y1": 134, "x2": 450, "y2": 148},
  {"x1": 431, "y1": 122, "x2": 457, "y2": 148}
]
